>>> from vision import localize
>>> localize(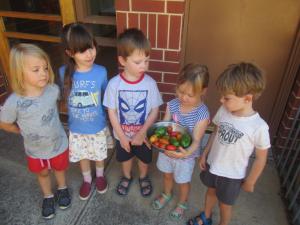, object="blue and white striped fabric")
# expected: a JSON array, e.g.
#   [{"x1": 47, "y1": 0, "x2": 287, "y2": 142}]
[{"x1": 168, "y1": 98, "x2": 210, "y2": 158}]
